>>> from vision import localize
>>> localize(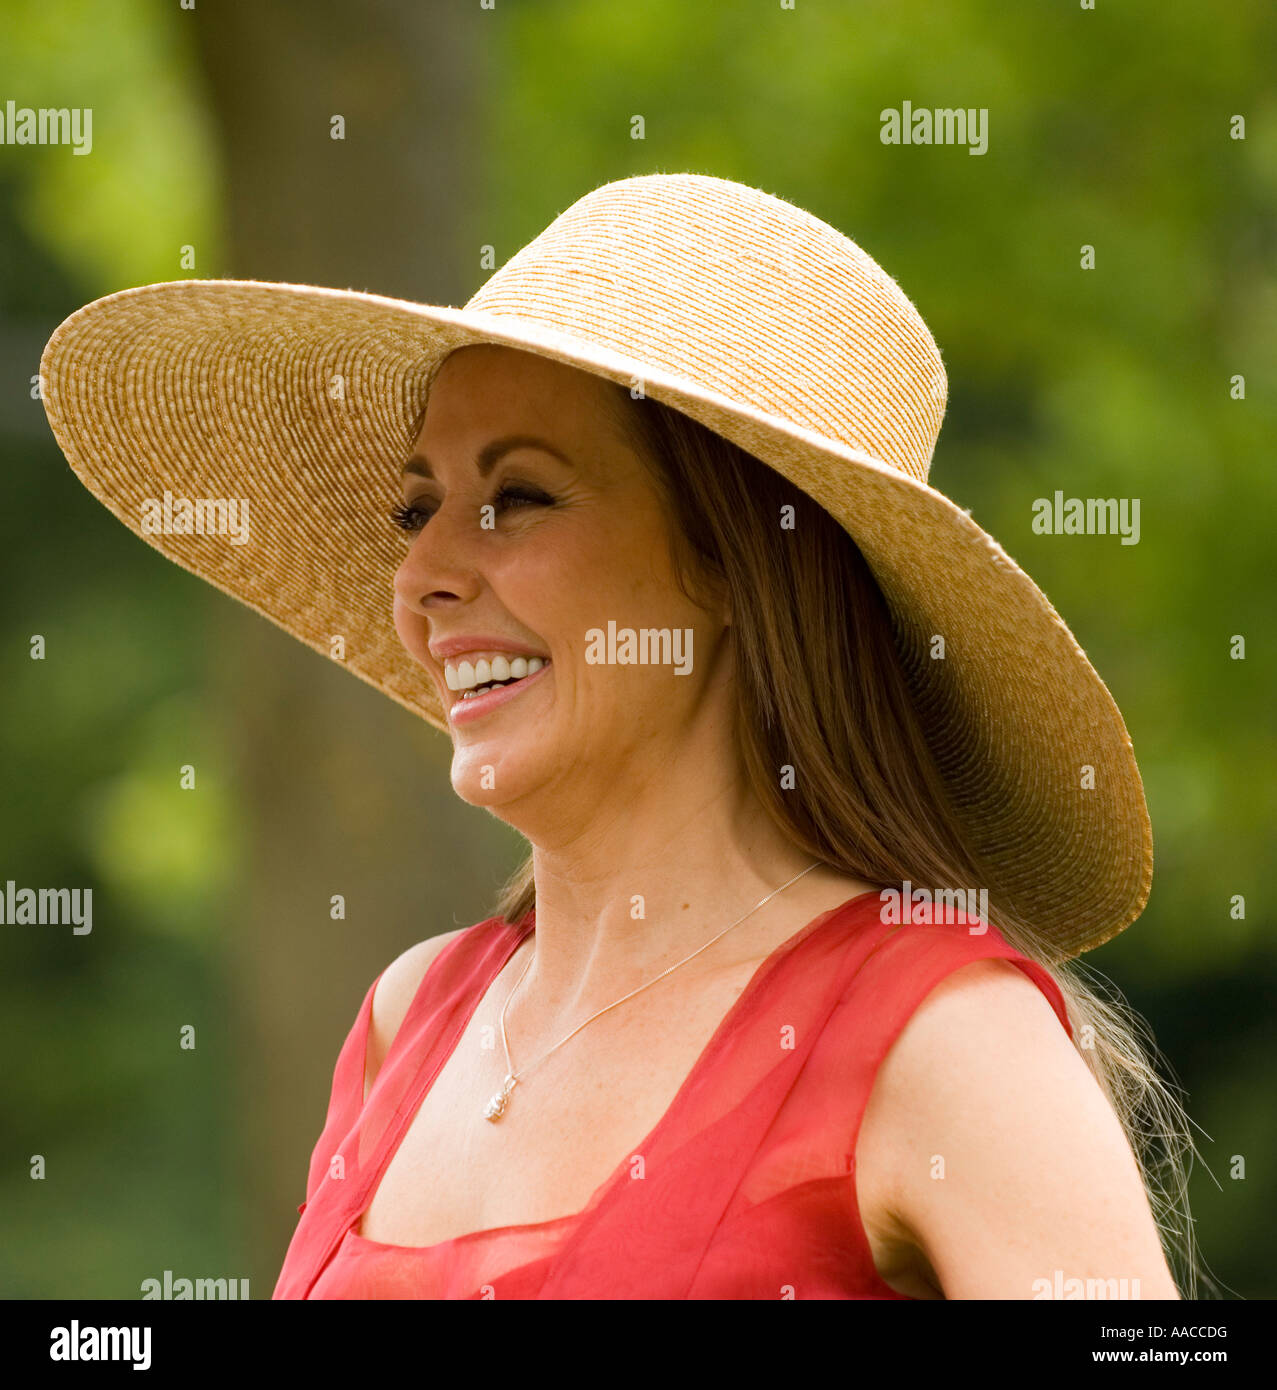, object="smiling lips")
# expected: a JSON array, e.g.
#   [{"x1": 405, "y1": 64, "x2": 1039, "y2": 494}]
[
  {"x1": 445, "y1": 653, "x2": 548, "y2": 700},
  {"x1": 442, "y1": 656, "x2": 552, "y2": 722}
]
